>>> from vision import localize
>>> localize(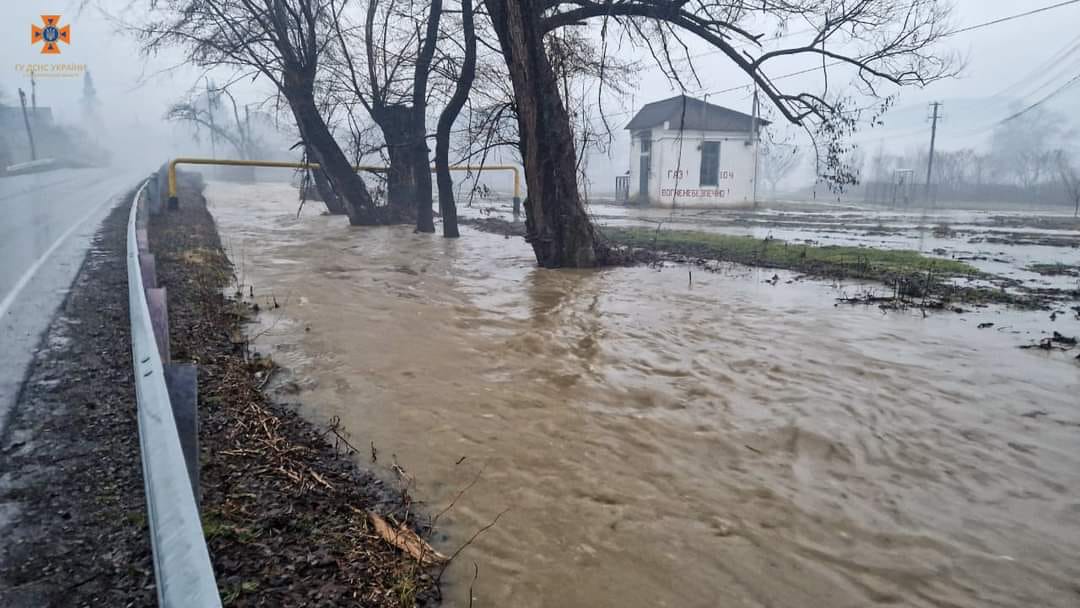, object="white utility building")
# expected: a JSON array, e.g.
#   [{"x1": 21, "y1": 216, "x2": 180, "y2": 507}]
[{"x1": 618, "y1": 95, "x2": 767, "y2": 207}]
